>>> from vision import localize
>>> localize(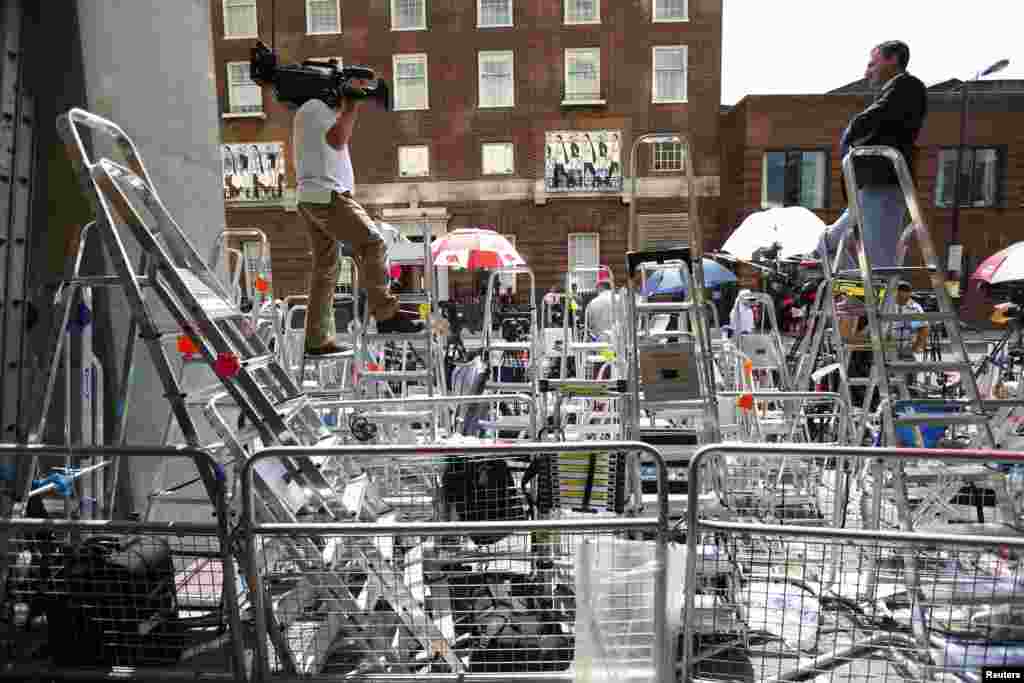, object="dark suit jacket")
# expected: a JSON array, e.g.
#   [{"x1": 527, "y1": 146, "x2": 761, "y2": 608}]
[{"x1": 842, "y1": 71, "x2": 928, "y2": 191}]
